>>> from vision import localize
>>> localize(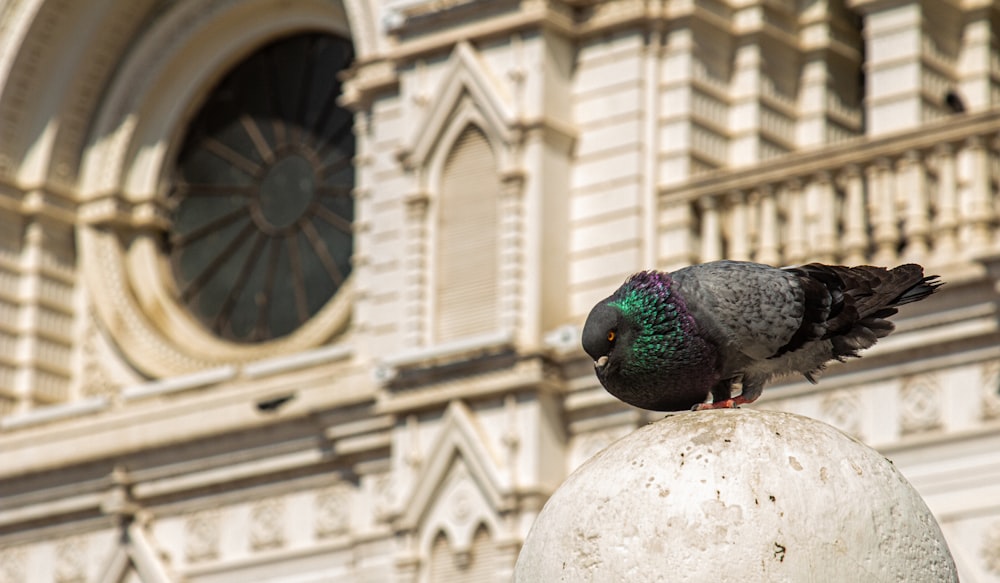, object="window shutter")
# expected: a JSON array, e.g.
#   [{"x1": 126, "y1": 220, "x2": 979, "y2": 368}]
[
  {"x1": 429, "y1": 532, "x2": 457, "y2": 583},
  {"x1": 435, "y1": 126, "x2": 500, "y2": 342},
  {"x1": 428, "y1": 525, "x2": 498, "y2": 583},
  {"x1": 463, "y1": 524, "x2": 499, "y2": 582}
]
